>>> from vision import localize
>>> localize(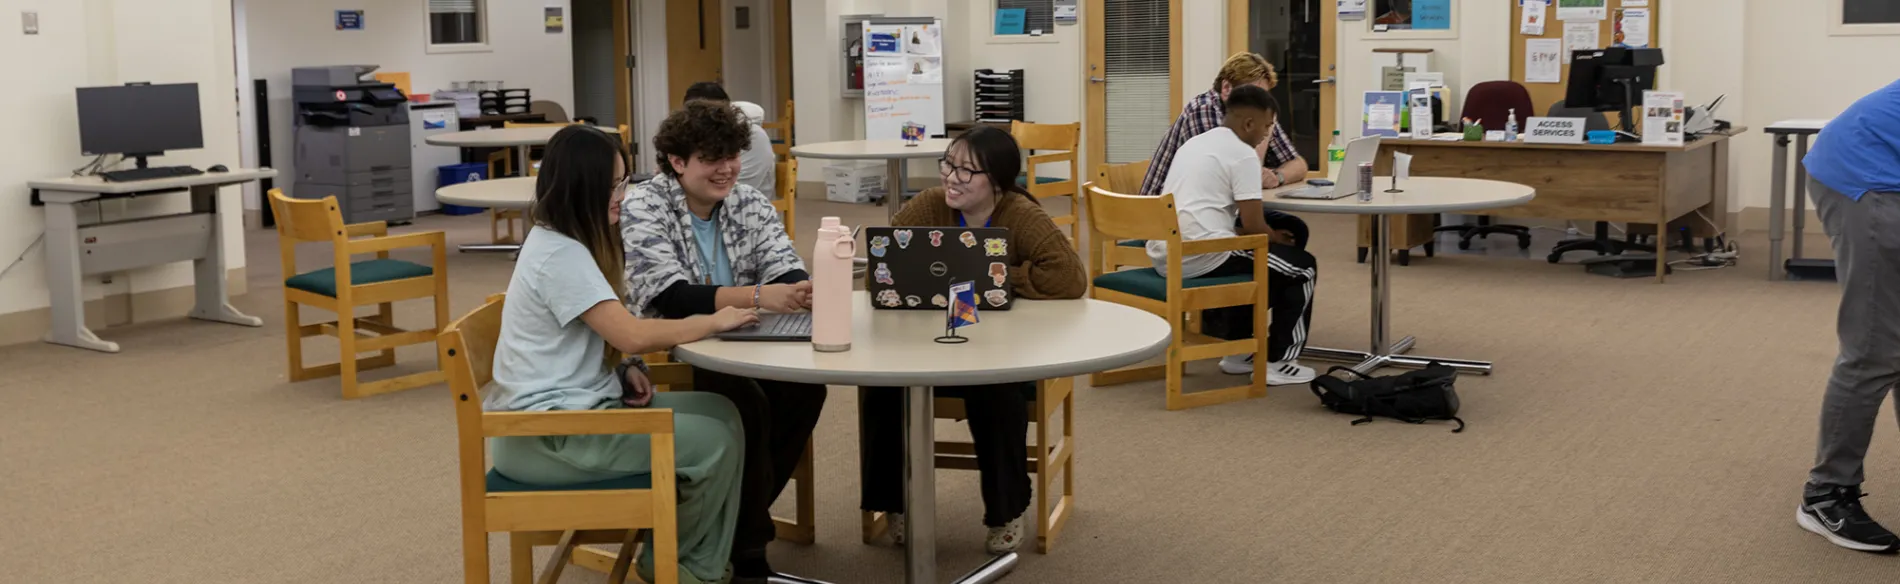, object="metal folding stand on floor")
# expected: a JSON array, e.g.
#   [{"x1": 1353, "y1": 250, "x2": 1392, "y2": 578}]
[
  {"x1": 1765, "y1": 120, "x2": 1834, "y2": 280},
  {"x1": 1299, "y1": 213, "x2": 1495, "y2": 376}
]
